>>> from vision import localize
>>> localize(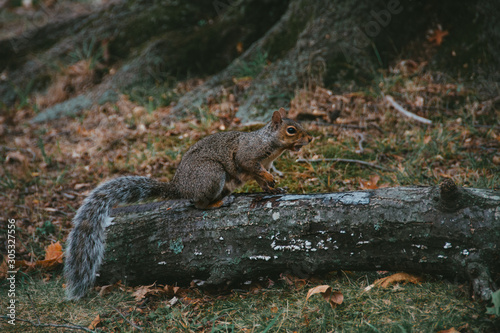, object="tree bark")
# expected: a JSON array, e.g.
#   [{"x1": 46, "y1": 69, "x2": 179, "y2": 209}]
[
  {"x1": 3, "y1": 0, "x2": 499, "y2": 122},
  {"x1": 99, "y1": 181, "x2": 500, "y2": 301},
  {"x1": 1, "y1": 0, "x2": 289, "y2": 111}
]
